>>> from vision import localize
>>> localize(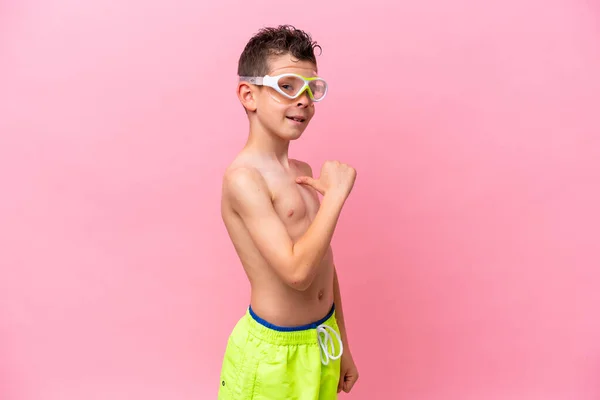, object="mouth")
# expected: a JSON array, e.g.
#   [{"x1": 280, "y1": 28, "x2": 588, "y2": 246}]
[{"x1": 286, "y1": 116, "x2": 306, "y2": 123}]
